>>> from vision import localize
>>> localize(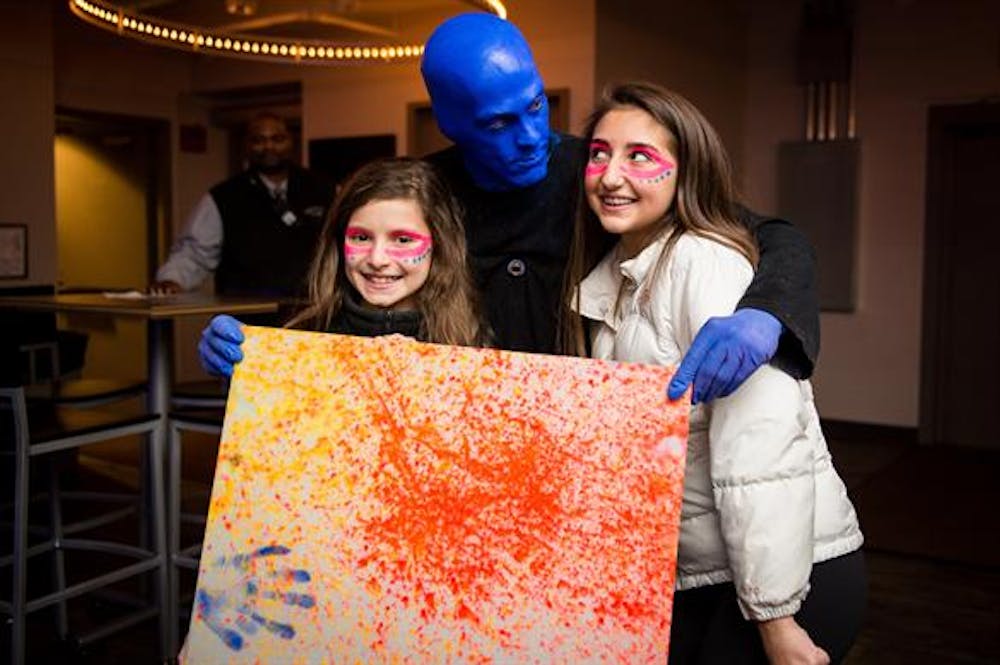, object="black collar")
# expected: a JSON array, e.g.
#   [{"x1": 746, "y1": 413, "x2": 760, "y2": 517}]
[{"x1": 331, "y1": 290, "x2": 423, "y2": 340}]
